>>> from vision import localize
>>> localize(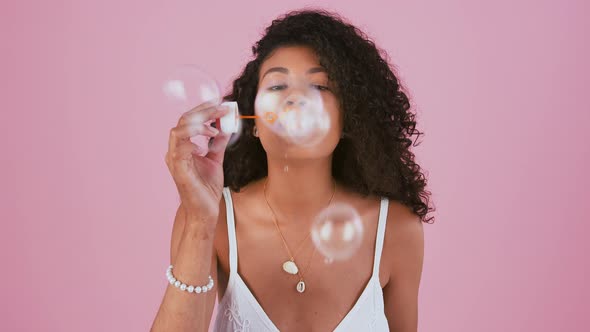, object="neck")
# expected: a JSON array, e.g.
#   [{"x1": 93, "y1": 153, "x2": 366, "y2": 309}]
[{"x1": 264, "y1": 155, "x2": 336, "y2": 223}]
